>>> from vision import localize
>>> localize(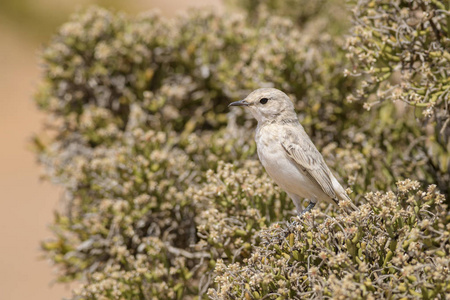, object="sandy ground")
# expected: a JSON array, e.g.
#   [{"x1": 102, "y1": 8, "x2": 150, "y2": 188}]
[
  {"x1": 0, "y1": 23, "x2": 71, "y2": 299},
  {"x1": 0, "y1": 1, "x2": 221, "y2": 299}
]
